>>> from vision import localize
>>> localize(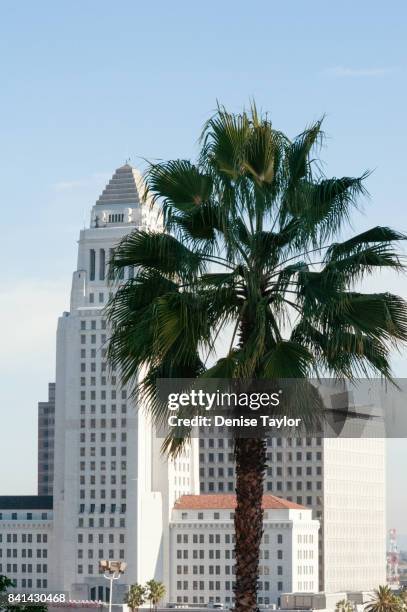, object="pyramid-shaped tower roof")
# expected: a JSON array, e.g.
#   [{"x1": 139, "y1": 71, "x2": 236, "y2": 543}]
[{"x1": 96, "y1": 163, "x2": 143, "y2": 206}]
